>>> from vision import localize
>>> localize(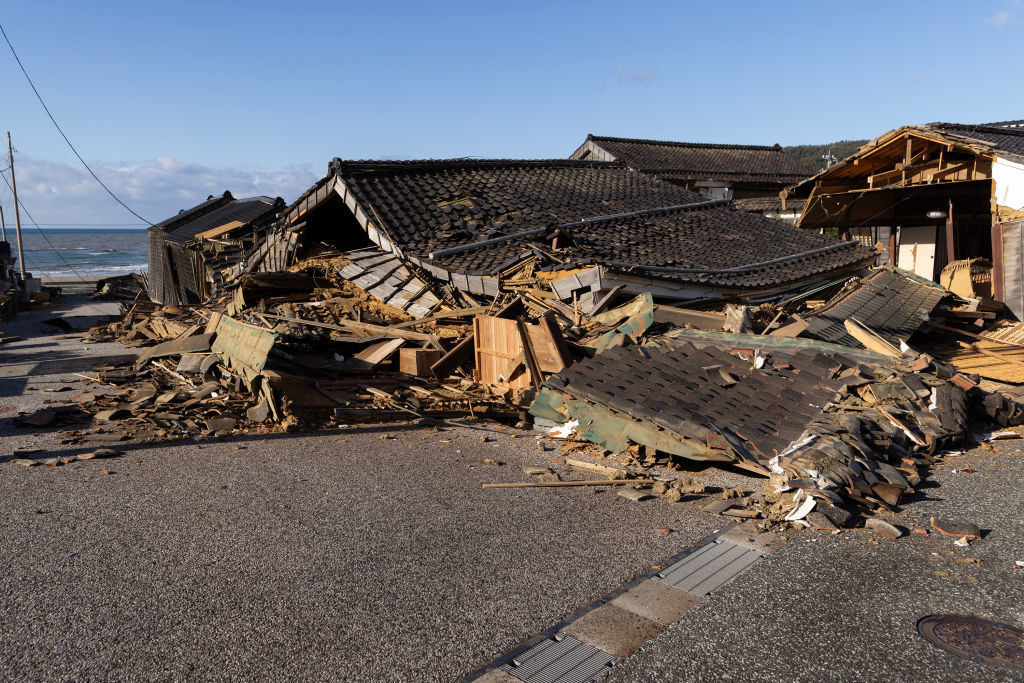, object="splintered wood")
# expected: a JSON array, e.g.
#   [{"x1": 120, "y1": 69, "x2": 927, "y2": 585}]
[{"x1": 934, "y1": 319, "x2": 1024, "y2": 383}]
